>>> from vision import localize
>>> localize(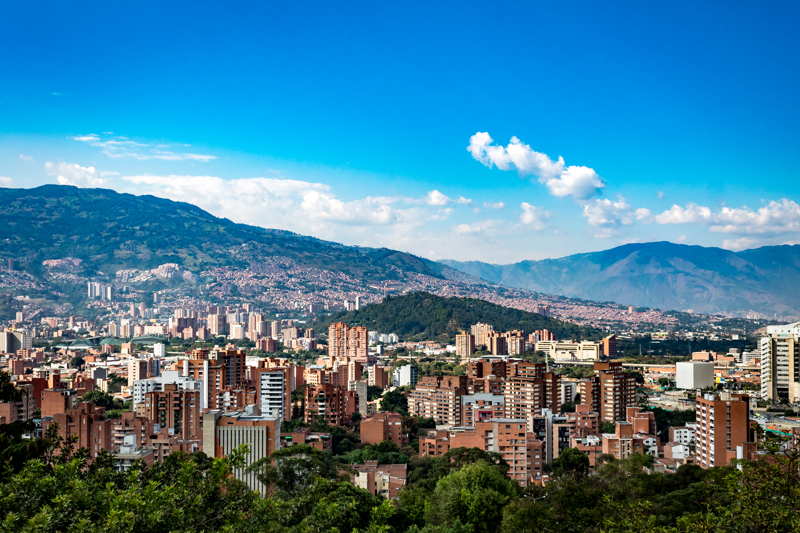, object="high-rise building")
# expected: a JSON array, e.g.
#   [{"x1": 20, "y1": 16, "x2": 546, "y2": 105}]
[
  {"x1": 212, "y1": 348, "x2": 247, "y2": 389},
  {"x1": 0, "y1": 330, "x2": 31, "y2": 353},
  {"x1": 127, "y1": 357, "x2": 160, "y2": 387},
  {"x1": 132, "y1": 370, "x2": 201, "y2": 407},
  {"x1": 228, "y1": 324, "x2": 245, "y2": 340},
  {"x1": 470, "y1": 323, "x2": 494, "y2": 348},
  {"x1": 486, "y1": 332, "x2": 508, "y2": 356},
  {"x1": 253, "y1": 367, "x2": 291, "y2": 421},
  {"x1": 408, "y1": 375, "x2": 467, "y2": 426},
  {"x1": 579, "y1": 361, "x2": 636, "y2": 423},
  {"x1": 304, "y1": 384, "x2": 357, "y2": 426},
  {"x1": 503, "y1": 361, "x2": 560, "y2": 419},
  {"x1": 143, "y1": 385, "x2": 201, "y2": 441},
  {"x1": 327, "y1": 322, "x2": 369, "y2": 363},
  {"x1": 46, "y1": 403, "x2": 113, "y2": 458},
  {"x1": 392, "y1": 364, "x2": 418, "y2": 388},
  {"x1": 182, "y1": 358, "x2": 224, "y2": 410},
  {"x1": 207, "y1": 314, "x2": 226, "y2": 336},
  {"x1": 694, "y1": 392, "x2": 754, "y2": 468},
  {"x1": 328, "y1": 322, "x2": 348, "y2": 361},
  {"x1": 601, "y1": 334, "x2": 617, "y2": 358},
  {"x1": 455, "y1": 332, "x2": 475, "y2": 360},
  {"x1": 760, "y1": 322, "x2": 800, "y2": 403}
]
